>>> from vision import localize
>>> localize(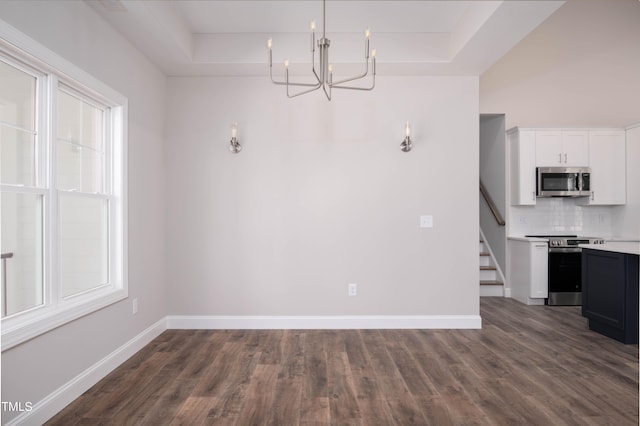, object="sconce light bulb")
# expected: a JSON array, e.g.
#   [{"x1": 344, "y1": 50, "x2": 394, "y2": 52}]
[
  {"x1": 371, "y1": 48, "x2": 377, "y2": 58},
  {"x1": 365, "y1": 28, "x2": 371, "y2": 39},
  {"x1": 231, "y1": 122, "x2": 238, "y2": 138},
  {"x1": 310, "y1": 20, "x2": 316, "y2": 31},
  {"x1": 284, "y1": 59, "x2": 289, "y2": 68},
  {"x1": 328, "y1": 64, "x2": 333, "y2": 73},
  {"x1": 267, "y1": 38, "x2": 272, "y2": 49},
  {"x1": 405, "y1": 121, "x2": 411, "y2": 138}
]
